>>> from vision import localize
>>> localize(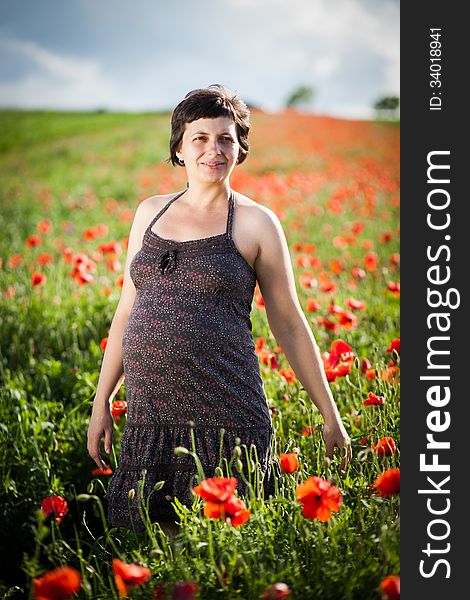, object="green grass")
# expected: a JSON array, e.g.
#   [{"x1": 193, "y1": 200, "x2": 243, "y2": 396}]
[{"x1": 0, "y1": 110, "x2": 399, "y2": 599}]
